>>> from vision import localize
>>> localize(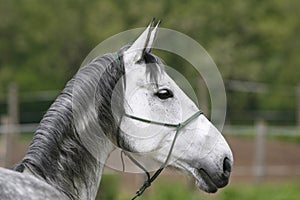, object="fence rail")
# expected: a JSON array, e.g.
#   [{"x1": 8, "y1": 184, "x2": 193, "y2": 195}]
[
  {"x1": 1, "y1": 121, "x2": 300, "y2": 181},
  {"x1": 1, "y1": 123, "x2": 300, "y2": 139},
  {"x1": 1, "y1": 84, "x2": 300, "y2": 181},
  {"x1": 224, "y1": 125, "x2": 300, "y2": 136},
  {"x1": 1, "y1": 123, "x2": 300, "y2": 136},
  {"x1": 0, "y1": 123, "x2": 39, "y2": 134}
]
